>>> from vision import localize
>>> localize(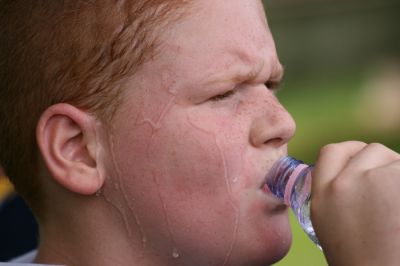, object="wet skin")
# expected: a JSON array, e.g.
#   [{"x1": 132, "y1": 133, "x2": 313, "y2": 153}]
[{"x1": 100, "y1": 0, "x2": 296, "y2": 265}]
